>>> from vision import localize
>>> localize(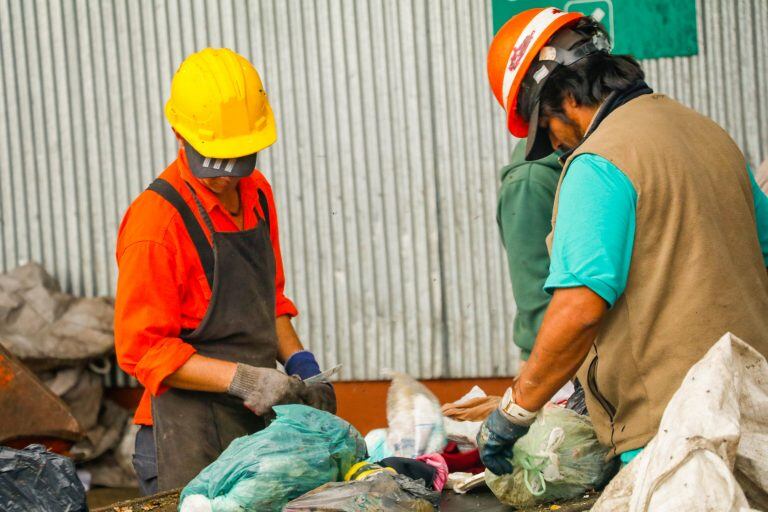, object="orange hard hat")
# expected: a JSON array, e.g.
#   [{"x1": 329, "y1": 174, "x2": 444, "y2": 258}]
[{"x1": 487, "y1": 7, "x2": 583, "y2": 137}]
